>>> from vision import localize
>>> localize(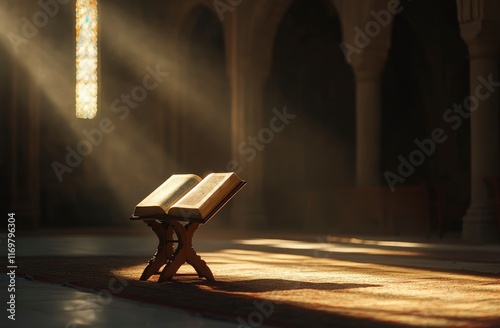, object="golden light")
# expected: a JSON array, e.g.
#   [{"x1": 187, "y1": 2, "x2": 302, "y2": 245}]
[
  {"x1": 76, "y1": 0, "x2": 99, "y2": 119},
  {"x1": 114, "y1": 246, "x2": 500, "y2": 328}
]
